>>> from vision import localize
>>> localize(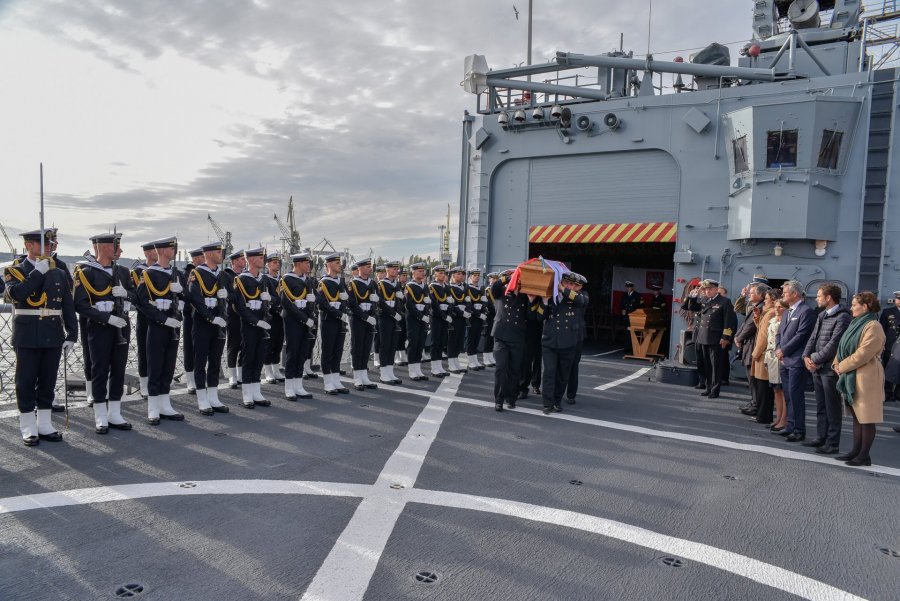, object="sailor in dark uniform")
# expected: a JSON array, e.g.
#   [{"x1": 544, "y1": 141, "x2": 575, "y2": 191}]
[
  {"x1": 261, "y1": 253, "x2": 285, "y2": 384},
  {"x1": 491, "y1": 269, "x2": 537, "y2": 411},
  {"x1": 302, "y1": 262, "x2": 321, "y2": 381},
  {"x1": 541, "y1": 273, "x2": 586, "y2": 414},
  {"x1": 223, "y1": 249, "x2": 247, "y2": 388},
  {"x1": 881, "y1": 291, "x2": 900, "y2": 399},
  {"x1": 317, "y1": 252, "x2": 350, "y2": 394},
  {"x1": 465, "y1": 268, "x2": 487, "y2": 370},
  {"x1": 131, "y1": 242, "x2": 158, "y2": 399},
  {"x1": 428, "y1": 265, "x2": 451, "y2": 377},
  {"x1": 279, "y1": 252, "x2": 315, "y2": 400},
  {"x1": 45, "y1": 228, "x2": 75, "y2": 414},
  {"x1": 182, "y1": 247, "x2": 205, "y2": 394},
  {"x1": 135, "y1": 236, "x2": 185, "y2": 425},
  {"x1": 395, "y1": 266, "x2": 409, "y2": 366},
  {"x1": 447, "y1": 266, "x2": 471, "y2": 374},
  {"x1": 481, "y1": 272, "x2": 498, "y2": 367},
  {"x1": 375, "y1": 260, "x2": 404, "y2": 385},
  {"x1": 621, "y1": 280, "x2": 643, "y2": 316},
  {"x1": 650, "y1": 284, "x2": 667, "y2": 311},
  {"x1": 404, "y1": 262, "x2": 431, "y2": 381},
  {"x1": 519, "y1": 295, "x2": 544, "y2": 398},
  {"x1": 372, "y1": 263, "x2": 386, "y2": 368},
  {"x1": 565, "y1": 273, "x2": 589, "y2": 404},
  {"x1": 348, "y1": 258, "x2": 379, "y2": 390},
  {"x1": 73, "y1": 232, "x2": 135, "y2": 434},
  {"x1": 685, "y1": 279, "x2": 737, "y2": 399},
  {"x1": 5, "y1": 229, "x2": 78, "y2": 446},
  {"x1": 187, "y1": 241, "x2": 231, "y2": 415},
  {"x1": 233, "y1": 248, "x2": 273, "y2": 408}
]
